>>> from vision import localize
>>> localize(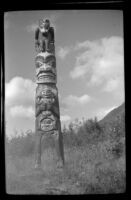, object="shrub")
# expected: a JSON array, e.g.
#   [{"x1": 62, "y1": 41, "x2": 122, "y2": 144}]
[
  {"x1": 102, "y1": 112, "x2": 125, "y2": 141},
  {"x1": 62, "y1": 117, "x2": 104, "y2": 147},
  {"x1": 77, "y1": 117, "x2": 104, "y2": 144},
  {"x1": 111, "y1": 139, "x2": 125, "y2": 159},
  {"x1": 5, "y1": 112, "x2": 125, "y2": 157}
]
